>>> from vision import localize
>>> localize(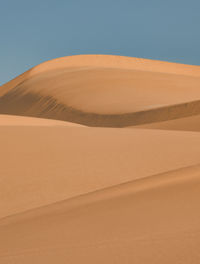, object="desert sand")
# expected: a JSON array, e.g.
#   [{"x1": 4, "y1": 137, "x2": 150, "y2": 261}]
[
  {"x1": 136, "y1": 114, "x2": 200, "y2": 132},
  {"x1": 0, "y1": 55, "x2": 200, "y2": 263},
  {"x1": 1, "y1": 55, "x2": 200, "y2": 127}
]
